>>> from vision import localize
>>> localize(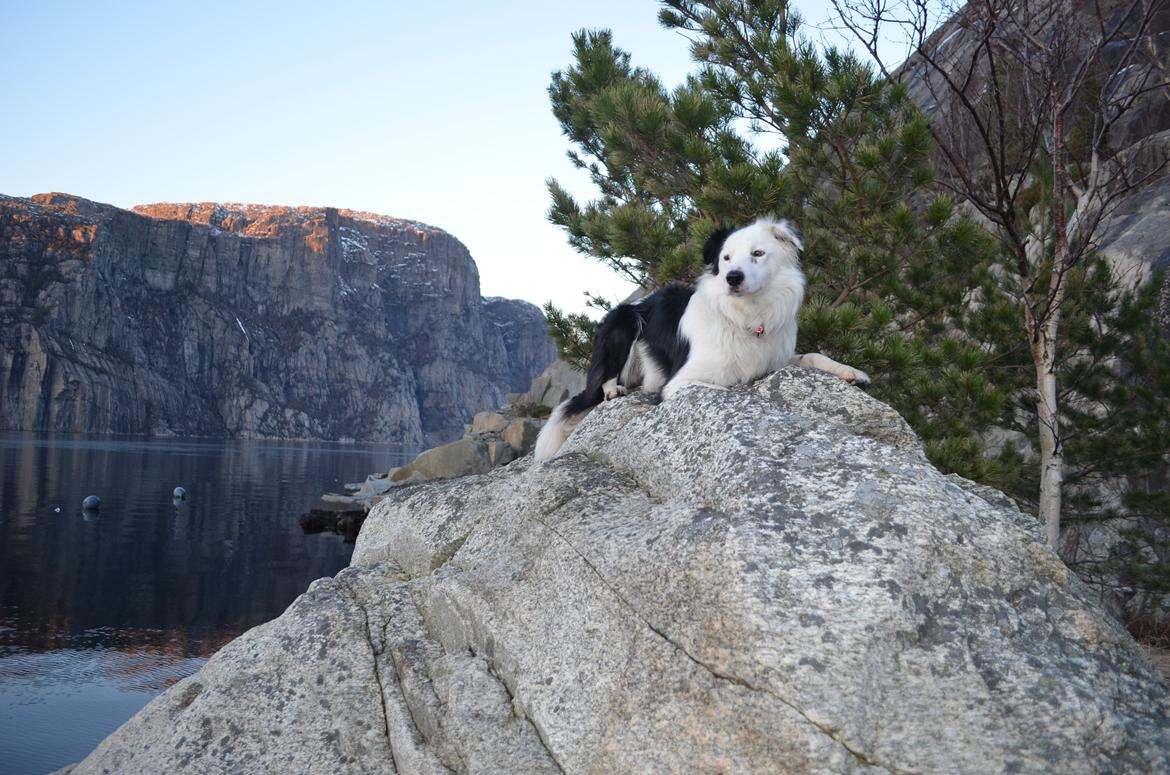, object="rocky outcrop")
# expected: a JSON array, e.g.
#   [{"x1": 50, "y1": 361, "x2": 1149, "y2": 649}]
[
  {"x1": 65, "y1": 367, "x2": 1169, "y2": 774},
  {"x1": 0, "y1": 194, "x2": 556, "y2": 445}
]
